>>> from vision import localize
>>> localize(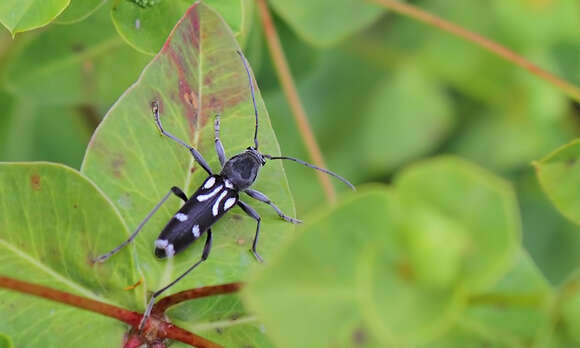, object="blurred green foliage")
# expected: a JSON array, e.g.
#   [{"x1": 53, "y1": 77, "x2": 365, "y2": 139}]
[{"x1": 1, "y1": 0, "x2": 580, "y2": 347}]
